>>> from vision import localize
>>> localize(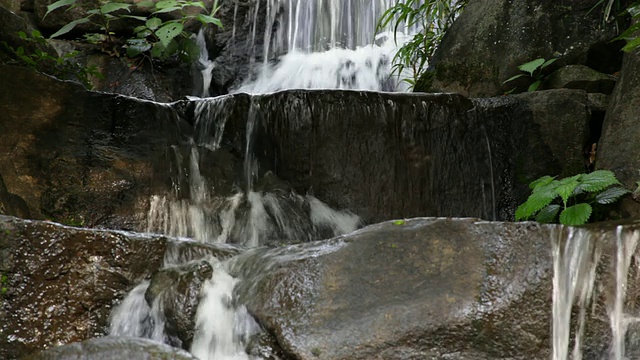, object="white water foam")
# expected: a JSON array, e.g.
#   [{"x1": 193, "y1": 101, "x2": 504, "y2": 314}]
[{"x1": 227, "y1": 0, "x2": 424, "y2": 93}]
